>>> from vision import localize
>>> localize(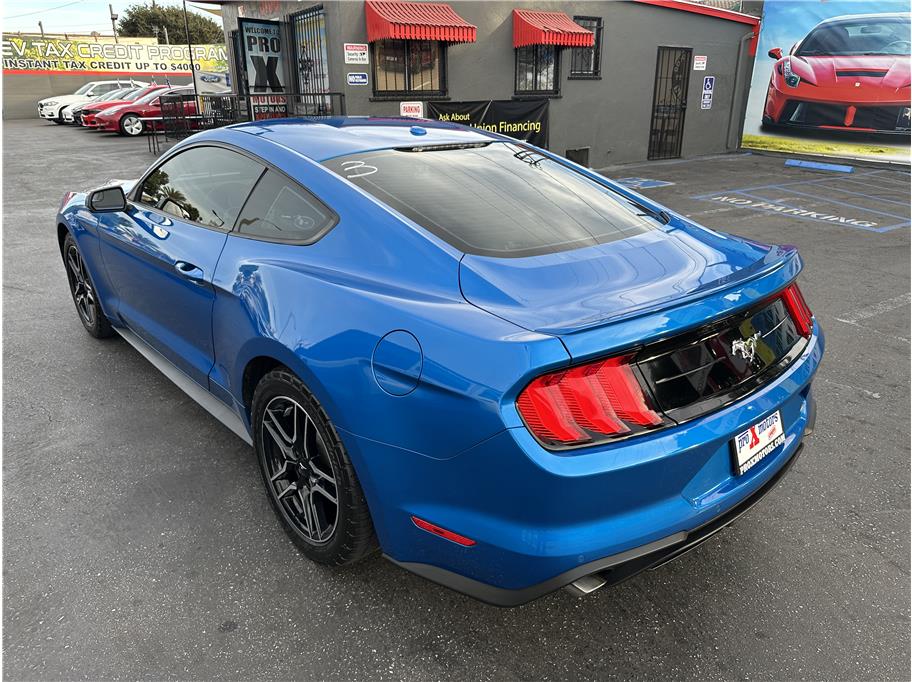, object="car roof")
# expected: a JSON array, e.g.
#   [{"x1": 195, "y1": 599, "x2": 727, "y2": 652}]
[{"x1": 227, "y1": 116, "x2": 502, "y2": 162}]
